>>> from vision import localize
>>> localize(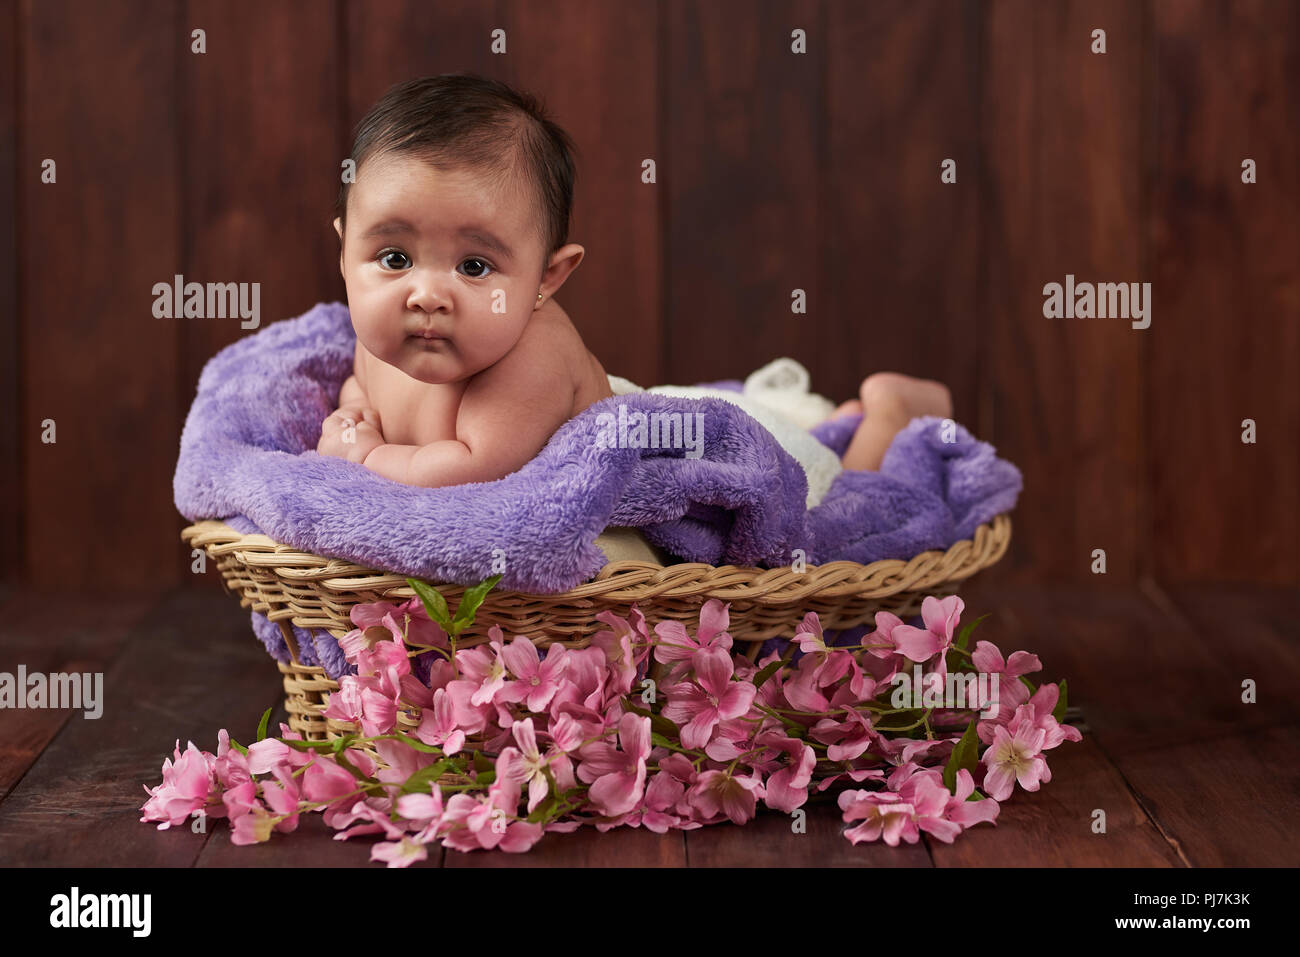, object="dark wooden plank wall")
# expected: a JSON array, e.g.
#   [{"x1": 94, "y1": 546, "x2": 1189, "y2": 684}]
[
  {"x1": 19, "y1": 0, "x2": 183, "y2": 590},
  {"x1": 3, "y1": 0, "x2": 1296, "y2": 592},
  {"x1": 1, "y1": 0, "x2": 18, "y2": 587},
  {"x1": 1146, "y1": 0, "x2": 1300, "y2": 584}
]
